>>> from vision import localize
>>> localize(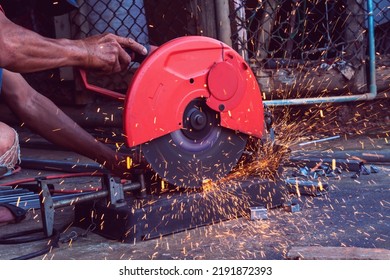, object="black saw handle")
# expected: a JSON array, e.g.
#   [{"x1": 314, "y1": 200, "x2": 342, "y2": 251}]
[{"x1": 126, "y1": 44, "x2": 151, "y2": 64}]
